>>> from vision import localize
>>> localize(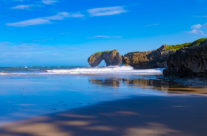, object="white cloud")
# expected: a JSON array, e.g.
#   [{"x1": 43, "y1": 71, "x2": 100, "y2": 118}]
[
  {"x1": 88, "y1": 6, "x2": 127, "y2": 16},
  {"x1": 189, "y1": 23, "x2": 207, "y2": 35},
  {"x1": 11, "y1": 4, "x2": 32, "y2": 10},
  {"x1": 189, "y1": 29, "x2": 204, "y2": 35},
  {"x1": 42, "y1": 0, "x2": 57, "y2": 5},
  {"x1": 7, "y1": 5, "x2": 127, "y2": 27},
  {"x1": 6, "y1": 12, "x2": 84, "y2": 27},
  {"x1": 71, "y1": 13, "x2": 85, "y2": 18},
  {"x1": 10, "y1": 0, "x2": 57, "y2": 10},
  {"x1": 46, "y1": 12, "x2": 69, "y2": 20},
  {"x1": 191, "y1": 24, "x2": 202, "y2": 29},
  {"x1": 7, "y1": 18, "x2": 51, "y2": 27}
]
